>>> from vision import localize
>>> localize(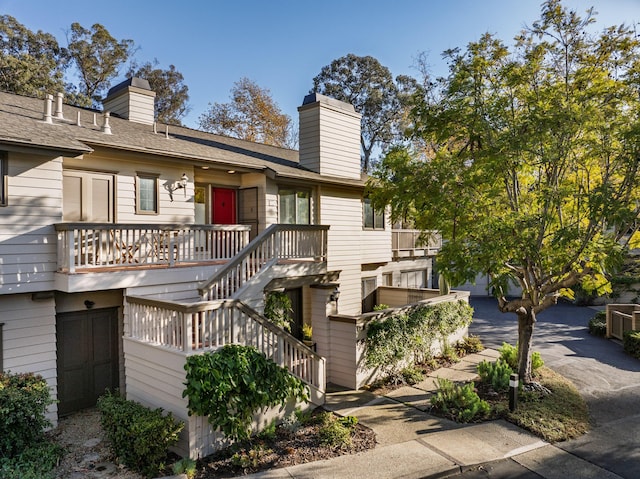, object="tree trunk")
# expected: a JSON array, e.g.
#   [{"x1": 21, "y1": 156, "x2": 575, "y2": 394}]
[{"x1": 516, "y1": 307, "x2": 536, "y2": 383}]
